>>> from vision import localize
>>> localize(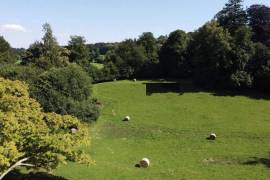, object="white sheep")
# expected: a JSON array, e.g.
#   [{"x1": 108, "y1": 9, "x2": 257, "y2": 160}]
[
  {"x1": 208, "y1": 133, "x2": 217, "y2": 140},
  {"x1": 123, "y1": 116, "x2": 130, "y2": 121},
  {"x1": 139, "y1": 158, "x2": 150, "y2": 168}
]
